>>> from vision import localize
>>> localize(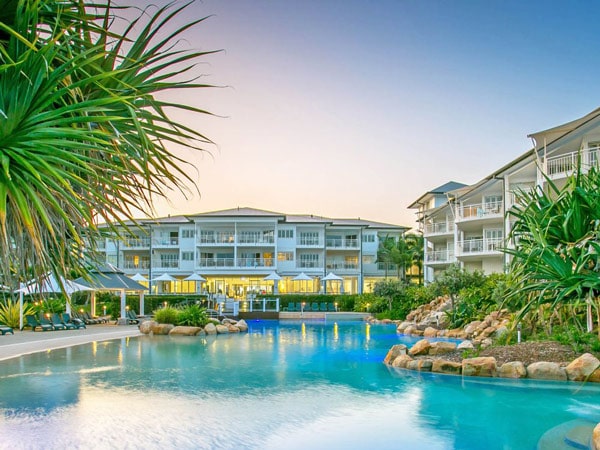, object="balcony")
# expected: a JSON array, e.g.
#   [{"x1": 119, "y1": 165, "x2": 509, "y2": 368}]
[
  {"x1": 456, "y1": 238, "x2": 503, "y2": 256},
  {"x1": 198, "y1": 257, "x2": 235, "y2": 268},
  {"x1": 424, "y1": 222, "x2": 454, "y2": 236},
  {"x1": 237, "y1": 236, "x2": 275, "y2": 245},
  {"x1": 425, "y1": 250, "x2": 455, "y2": 263},
  {"x1": 236, "y1": 257, "x2": 274, "y2": 268},
  {"x1": 154, "y1": 238, "x2": 179, "y2": 247},
  {"x1": 153, "y1": 260, "x2": 179, "y2": 269},
  {"x1": 457, "y1": 202, "x2": 503, "y2": 221},
  {"x1": 546, "y1": 148, "x2": 598, "y2": 178},
  {"x1": 297, "y1": 261, "x2": 321, "y2": 269},
  {"x1": 198, "y1": 232, "x2": 235, "y2": 245},
  {"x1": 326, "y1": 261, "x2": 358, "y2": 271},
  {"x1": 122, "y1": 237, "x2": 150, "y2": 248},
  {"x1": 123, "y1": 260, "x2": 150, "y2": 270},
  {"x1": 197, "y1": 258, "x2": 274, "y2": 268},
  {"x1": 297, "y1": 238, "x2": 323, "y2": 247},
  {"x1": 326, "y1": 238, "x2": 359, "y2": 249}
]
